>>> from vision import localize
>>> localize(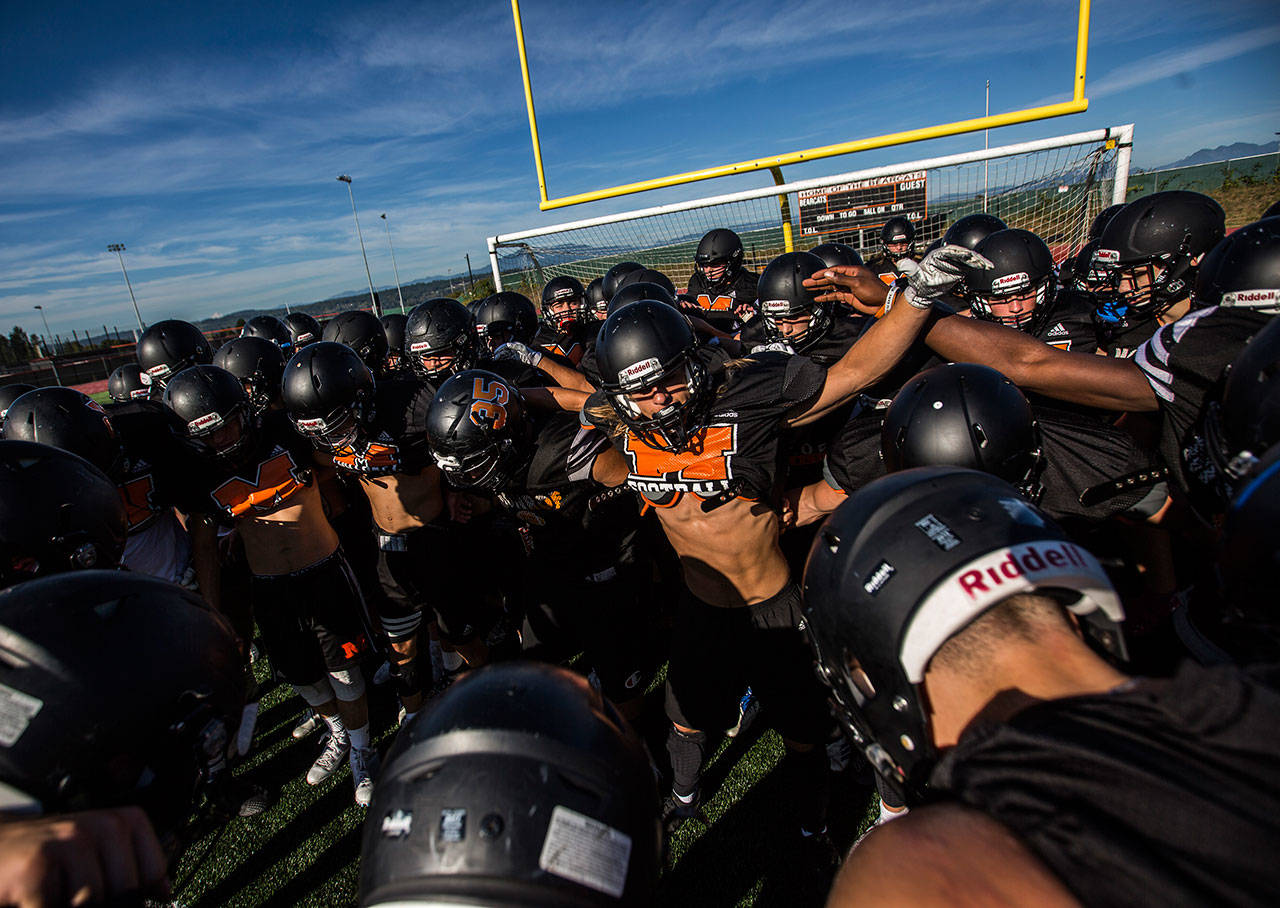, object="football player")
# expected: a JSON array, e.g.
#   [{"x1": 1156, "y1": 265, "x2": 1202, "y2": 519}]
[
  {"x1": 166, "y1": 365, "x2": 380, "y2": 806},
  {"x1": 135, "y1": 319, "x2": 213, "y2": 389},
  {"x1": 864, "y1": 216, "x2": 920, "y2": 283},
  {"x1": 685, "y1": 228, "x2": 759, "y2": 329},
  {"x1": 803, "y1": 468, "x2": 1280, "y2": 905},
  {"x1": 533, "y1": 276, "x2": 594, "y2": 367},
  {"x1": 583, "y1": 246, "x2": 983, "y2": 844}
]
